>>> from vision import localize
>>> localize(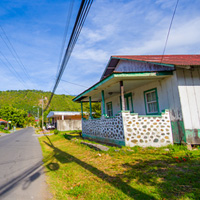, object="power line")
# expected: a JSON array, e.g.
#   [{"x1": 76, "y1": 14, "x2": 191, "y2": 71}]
[
  {"x1": 60, "y1": 78, "x2": 88, "y2": 88},
  {"x1": 0, "y1": 50, "x2": 27, "y2": 88},
  {"x1": 0, "y1": 26, "x2": 31, "y2": 80},
  {"x1": 45, "y1": 0, "x2": 93, "y2": 111},
  {"x1": 56, "y1": 0, "x2": 75, "y2": 78},
  {"x1": 161, "y1": 0, "x2": 179, "y2": 63}
]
